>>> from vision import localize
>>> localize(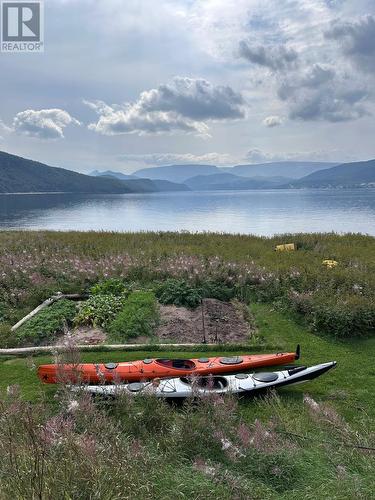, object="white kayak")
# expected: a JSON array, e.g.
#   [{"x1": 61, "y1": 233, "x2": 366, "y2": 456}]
[{"x1": 72, "y1": 362, "x2": 336, "y2": 399}]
